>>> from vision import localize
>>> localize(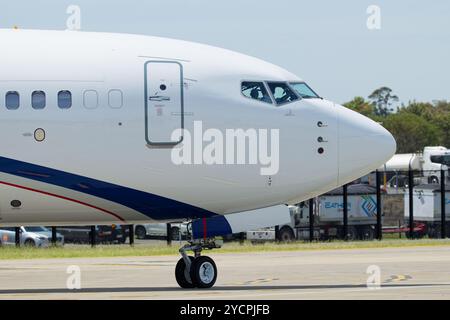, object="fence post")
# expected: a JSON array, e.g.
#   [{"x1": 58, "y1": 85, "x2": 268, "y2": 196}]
[
  {"x1": 309, "y1": 198, "x2": 314, "y2": 242},
  {"x1": 343, "y1": 184, "x2": 348, "y2": 241},
  {"x1": 441, "y1": 168, "x2": 446, "y2": 239},
  {"x1": 90, "y1": 226, "x2": 96, "y2": 247},
  {"x1": 166, "y1": 223, "x2": 172, "y2": 246},
  {"x1": 408, "y1": 168, "x2": 414, "y2": 239},
  {"x1": 376, "y1": 170, "x2": 382, "y2": 240},
  {"x1": 239, "y1": 232, "x2": 245, "y2": 245},
  {"x1": 15, "y1": 227, "x2": 20, "y2": 247},
  {"x1": 129, "y1": 224, "x2": 134, "y2": 246},
  {"x1": 51, "y1": 227, "x2": 57, "y2": 245}
]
